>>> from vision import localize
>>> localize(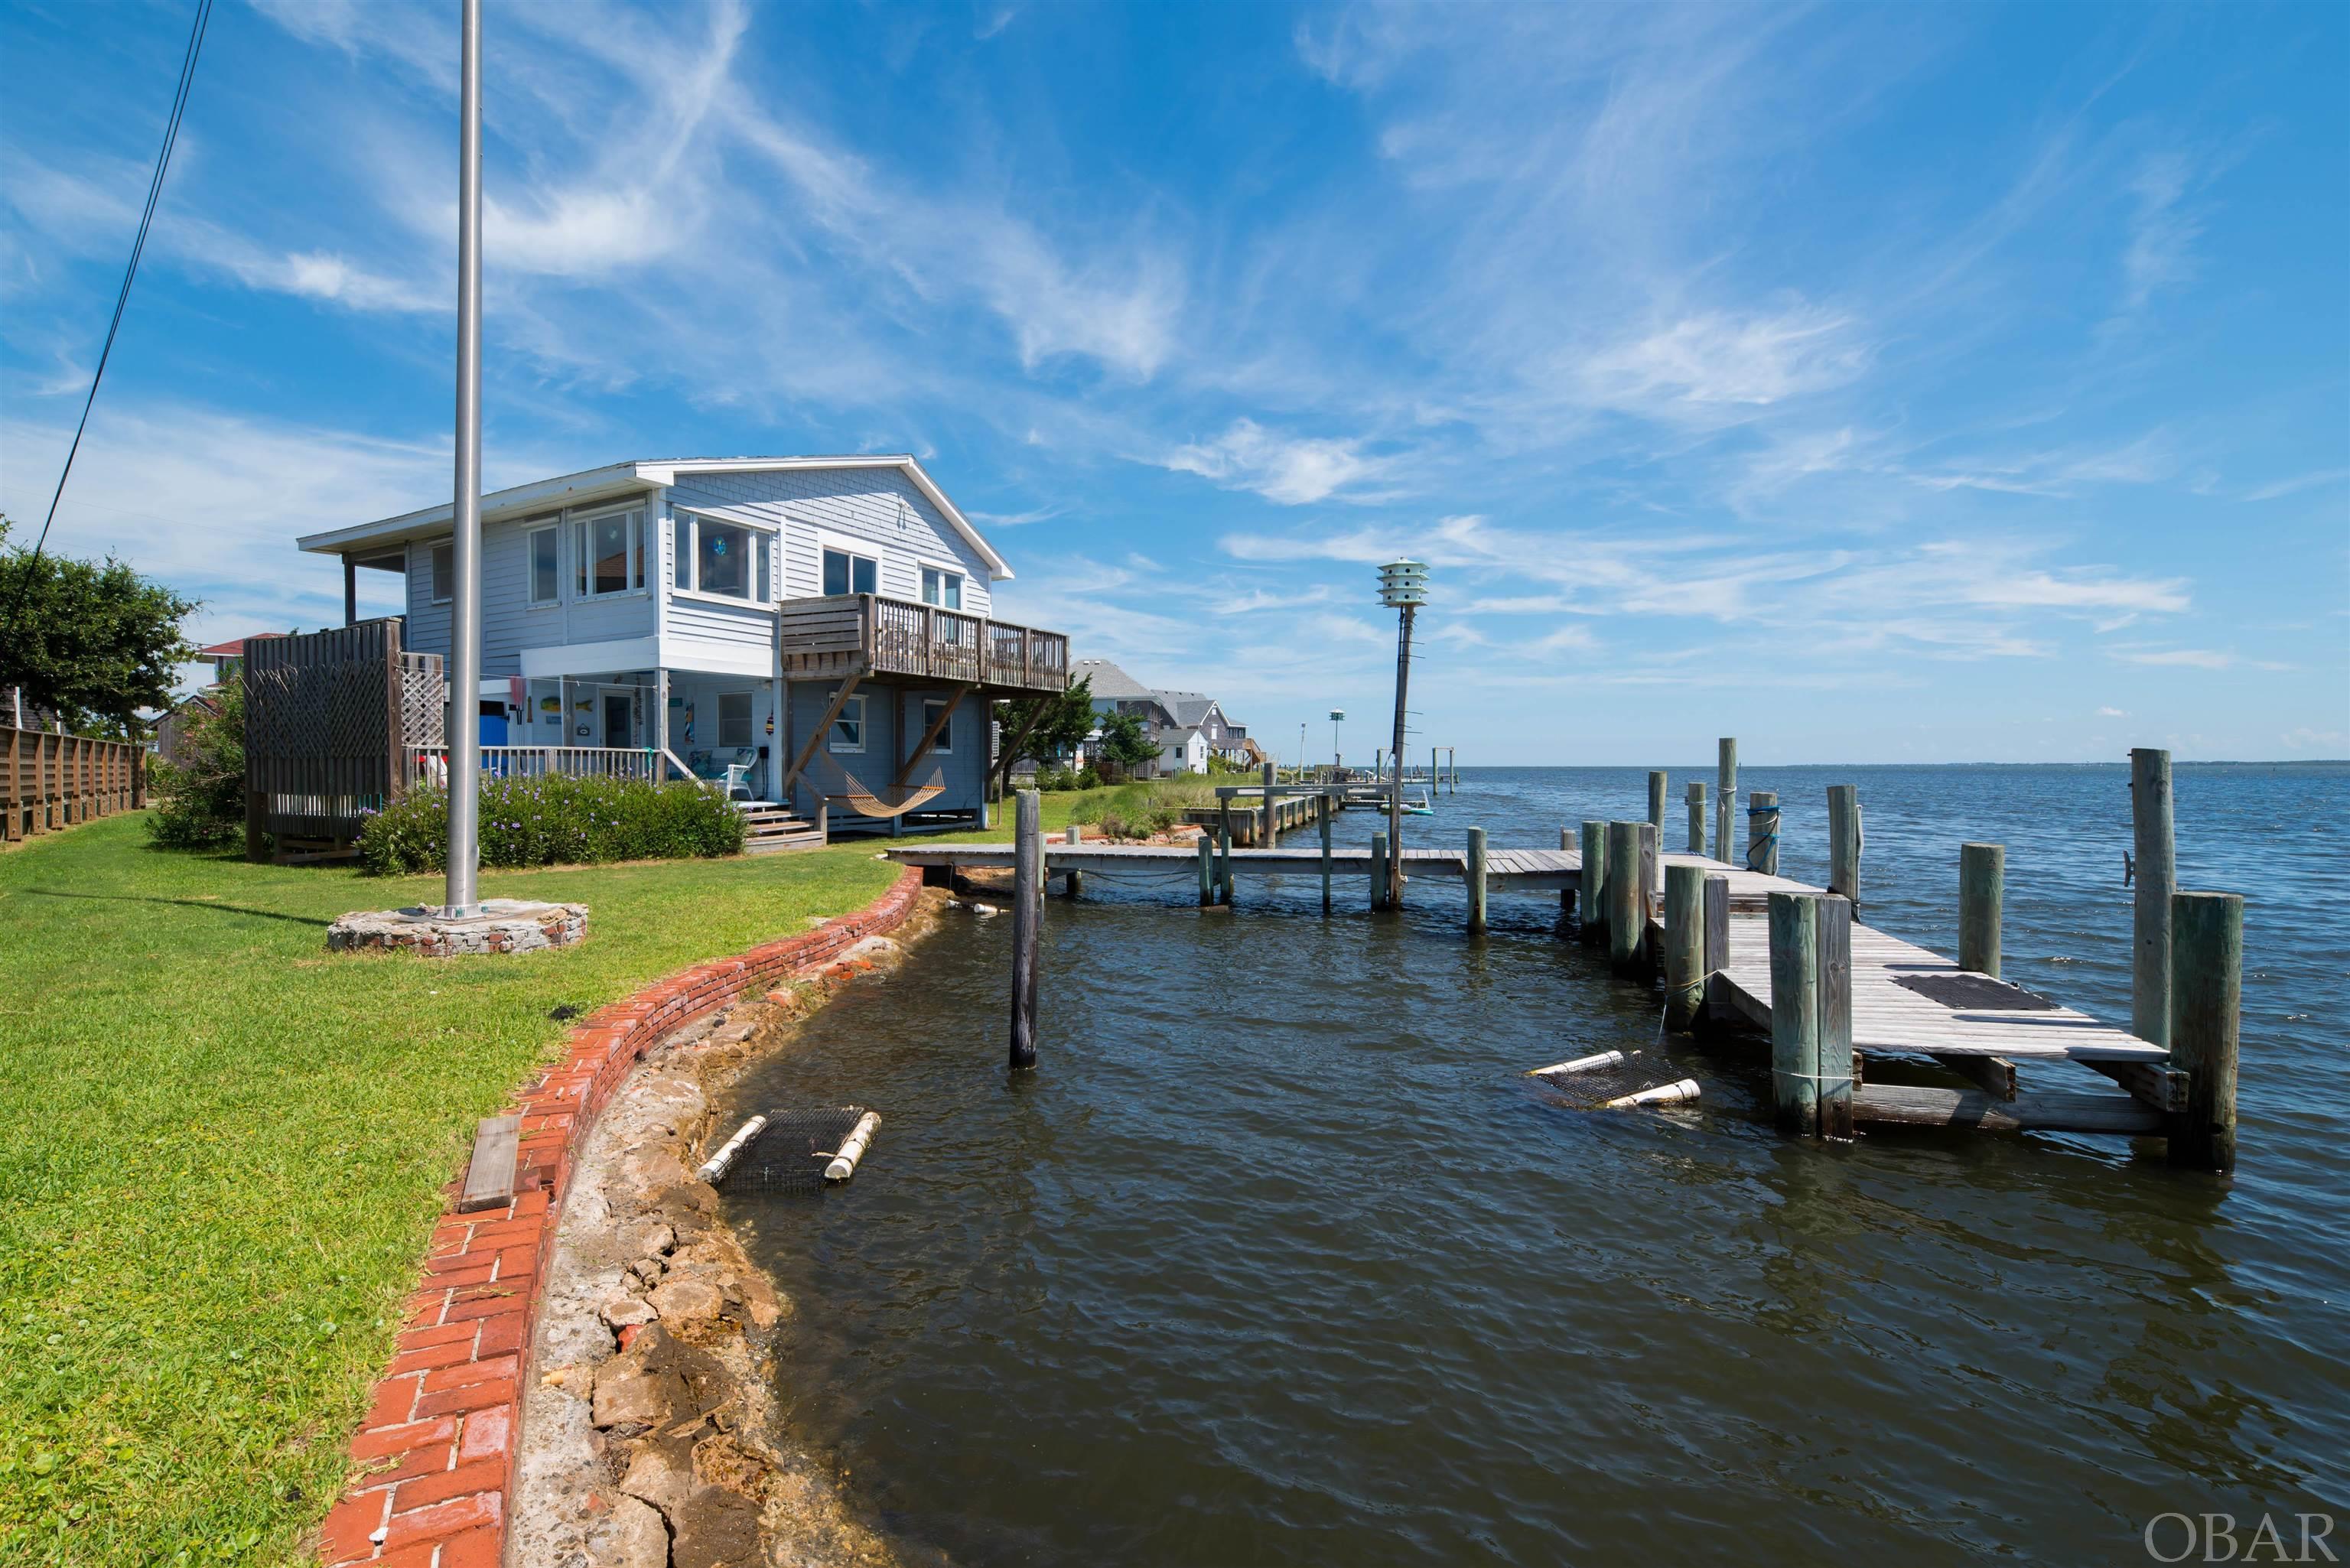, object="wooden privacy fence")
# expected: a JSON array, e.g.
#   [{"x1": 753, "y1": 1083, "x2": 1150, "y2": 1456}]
[
  {"x1": 3, "y1": 727, "x2": 145, "y2": 841},
  {"x1": 244, "y1": 620, "x2": 444, "y2": 861}
]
